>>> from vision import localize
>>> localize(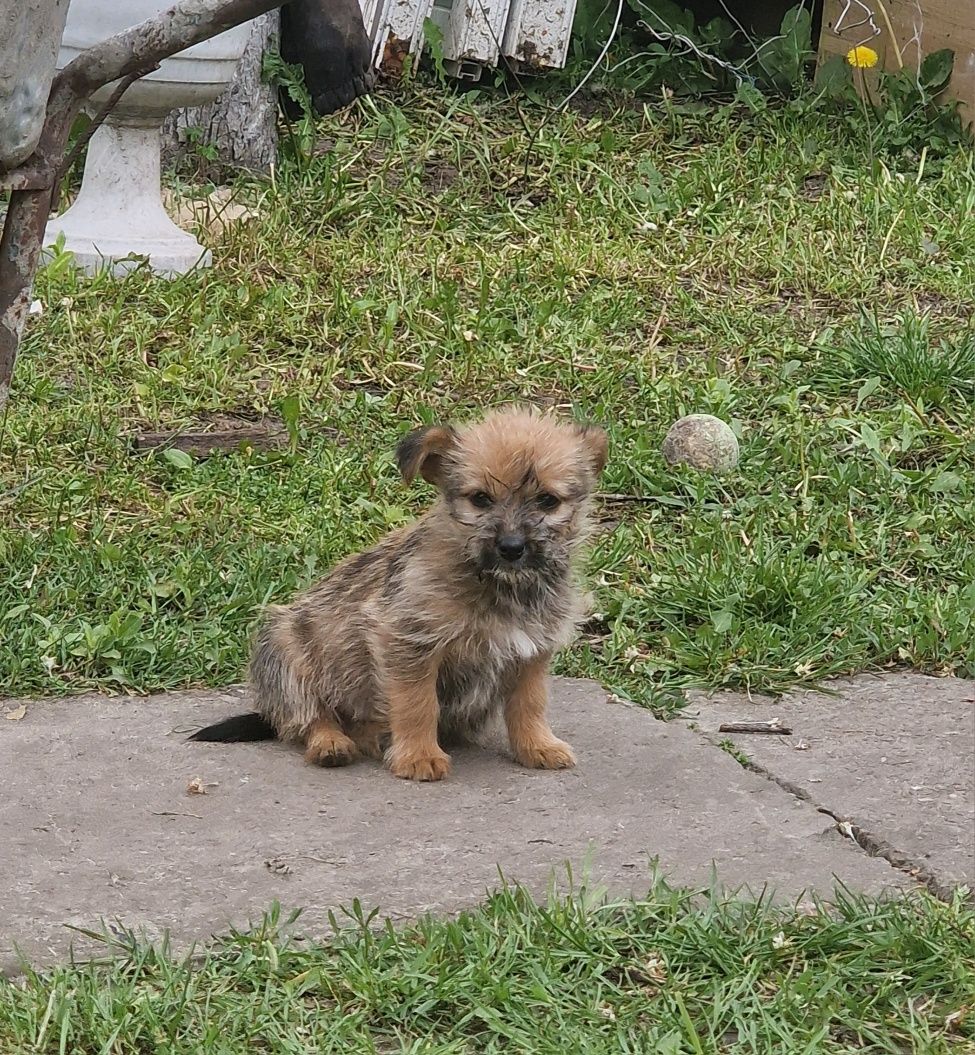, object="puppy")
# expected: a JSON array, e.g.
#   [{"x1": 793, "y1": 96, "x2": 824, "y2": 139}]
[{"x1": 190, "y1": 406, "x2": 608, "y2": 781}]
